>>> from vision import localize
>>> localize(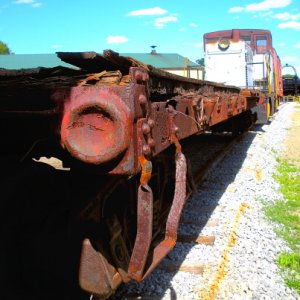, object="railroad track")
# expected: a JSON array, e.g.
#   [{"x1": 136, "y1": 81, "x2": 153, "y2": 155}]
[{"x1": 108, "y1": 127, "x2": 256, "y2": 300}]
